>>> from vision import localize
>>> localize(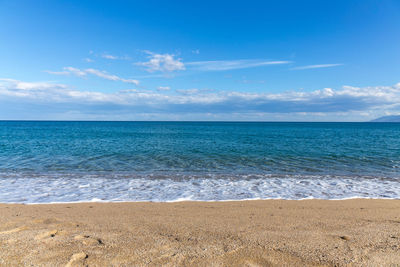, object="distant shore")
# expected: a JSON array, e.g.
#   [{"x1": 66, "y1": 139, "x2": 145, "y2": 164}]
[{"x1": 1, "y1": 199, "x2": 399, "y2": 266}]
